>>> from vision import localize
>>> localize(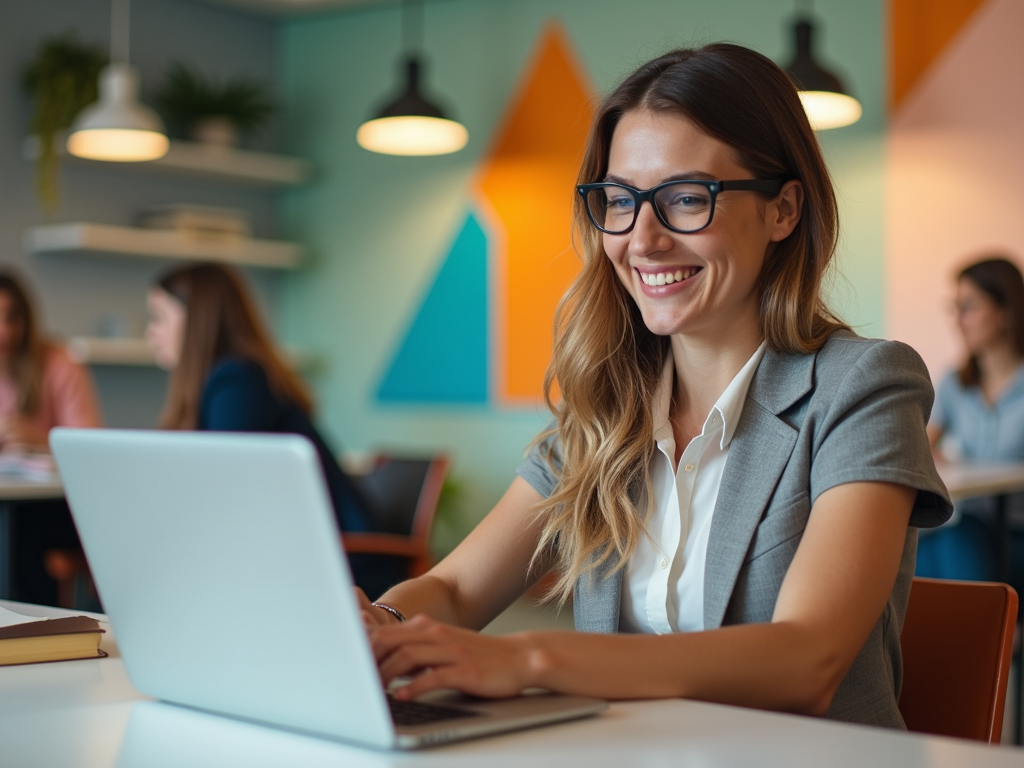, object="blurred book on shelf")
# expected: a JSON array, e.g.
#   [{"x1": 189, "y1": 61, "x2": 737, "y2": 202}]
[{"x1": 137, "y1": 204, "x2": 251, "y2": 240}]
